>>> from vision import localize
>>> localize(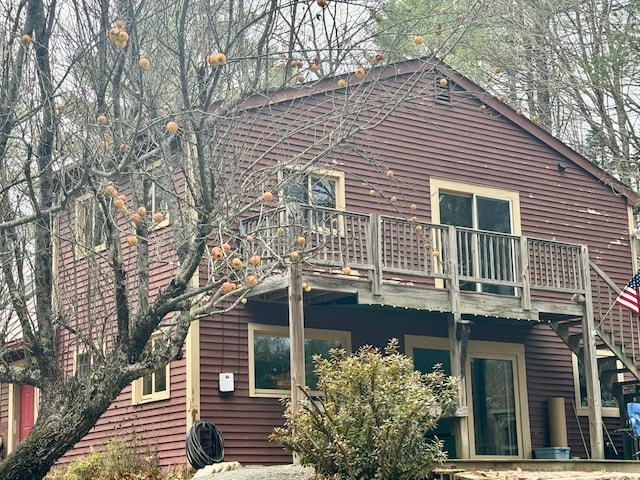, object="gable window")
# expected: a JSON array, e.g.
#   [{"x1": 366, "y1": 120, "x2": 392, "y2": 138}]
[
  {"x1": 248, "y1": 323, "x2": 351, "y2": 398},
  {"x1": 280, "y1": 168, "x2": 345, "y2": 229},
  {"x1": 75, "y1": 194, "x2": 107, "y2": 259},
  {"x1": 132, "y1": 335, "x2": 170, "y2": 404},
  {"x1": 430, "y1": 178, "x2": 521, "y2": 295}
]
